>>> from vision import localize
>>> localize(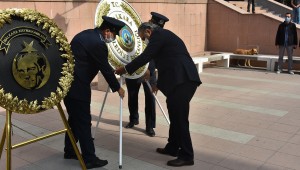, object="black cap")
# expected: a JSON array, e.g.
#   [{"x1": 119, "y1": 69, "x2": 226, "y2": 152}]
[
  {"x1": 150, "y1": 12, "x2": 169, "y2": 28},
  {"x1": 102, "y1": 16, "x2": 125, "y2": 35}
]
